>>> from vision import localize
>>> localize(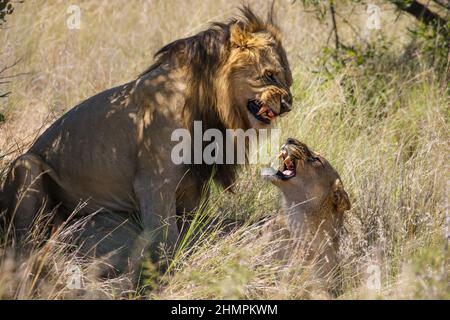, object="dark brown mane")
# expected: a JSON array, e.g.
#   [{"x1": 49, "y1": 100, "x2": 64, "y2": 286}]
[
  {"x1": 139, "y1": 6, "x2": 276, "y2": 78},
  {"x1": 139, "y1": 6, "x2": 280, "y2": 189}
]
